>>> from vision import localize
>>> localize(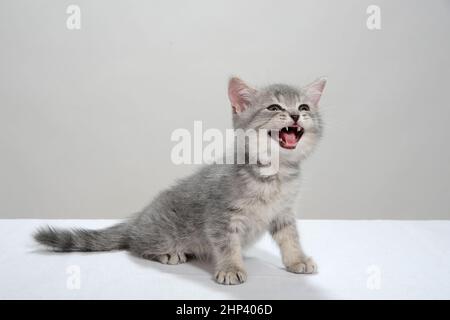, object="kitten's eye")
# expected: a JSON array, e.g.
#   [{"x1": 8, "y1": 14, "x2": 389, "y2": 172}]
[
  {"x1": 267, "y1": 104, "x2": 283, "y2": 111},
  {"x1": 299, "y1": 104, "x2": 310, "y2": 112}
]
